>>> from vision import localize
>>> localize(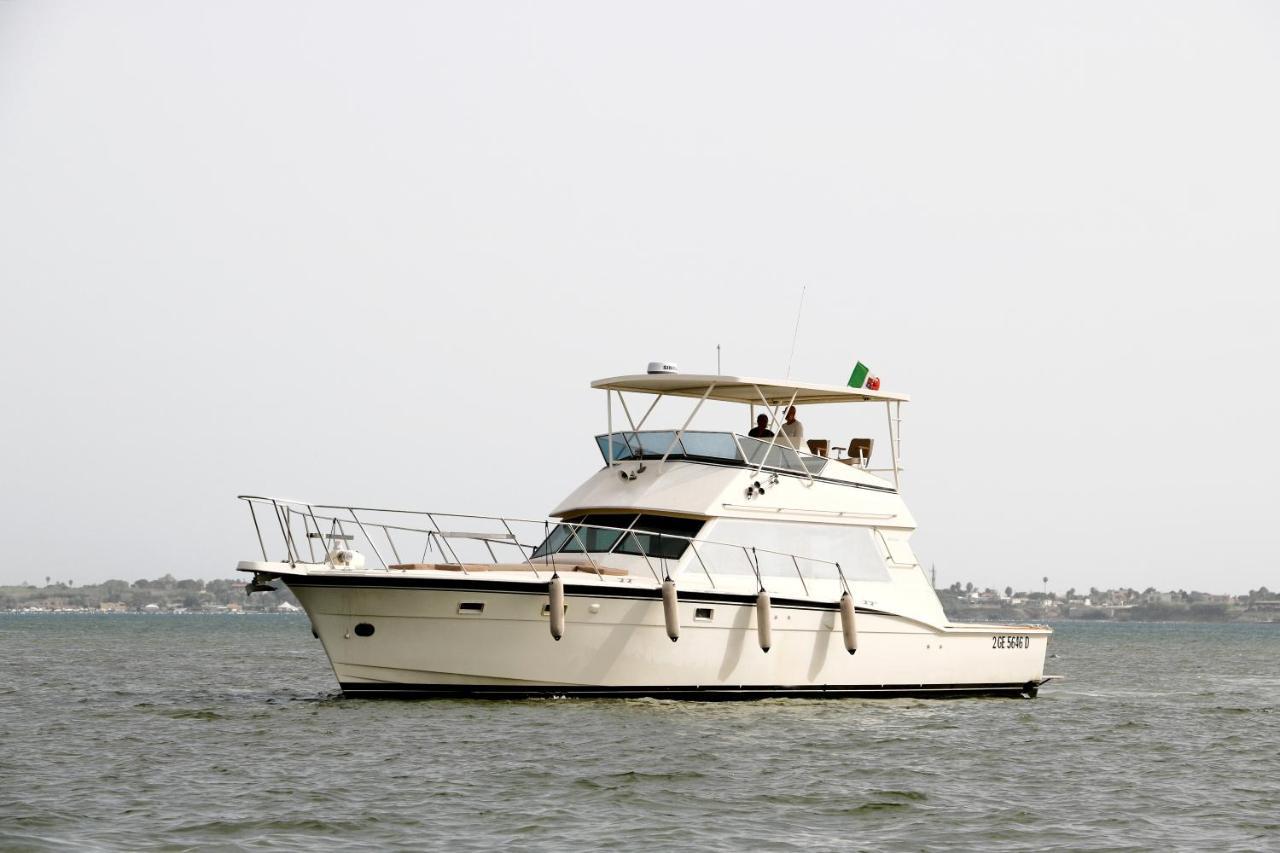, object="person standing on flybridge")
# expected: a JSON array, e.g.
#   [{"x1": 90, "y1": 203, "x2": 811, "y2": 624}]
[
  {"x1": 778, "y1": 406, "x2": 804, "y2": 451},
  {"x1": 748, "y1": 414, "x2": 774, "y2": 438}
]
